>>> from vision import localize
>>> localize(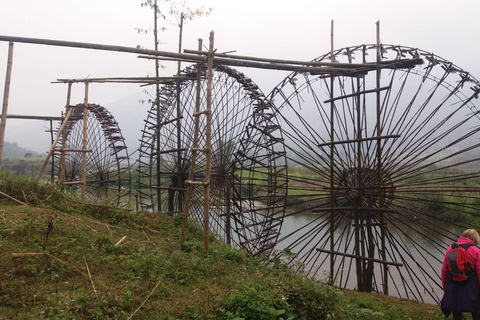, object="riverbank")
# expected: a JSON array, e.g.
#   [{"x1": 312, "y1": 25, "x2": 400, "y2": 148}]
[{"x1": 0, "y1": 175, "x2": 445, "y2": 319}]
